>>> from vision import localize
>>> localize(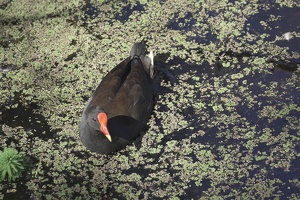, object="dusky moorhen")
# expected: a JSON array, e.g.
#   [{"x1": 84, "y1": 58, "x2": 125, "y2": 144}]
[{"x1": 79, "y1": 42, "x2": 154, "y2": 154}]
